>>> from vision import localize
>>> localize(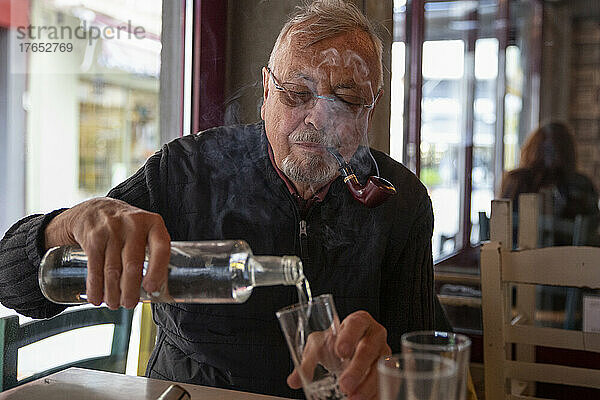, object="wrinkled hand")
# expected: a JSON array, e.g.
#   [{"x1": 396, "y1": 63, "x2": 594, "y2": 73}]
[
  {"x1": 44, "y1": 197, "x2": 171, "y2": 309},
  {"x1": 292, "y1": 329, "x2": 344, "y2": 387},
  {"x1": 287, "y1": 310, "x2": 391, "y2": 400}
]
